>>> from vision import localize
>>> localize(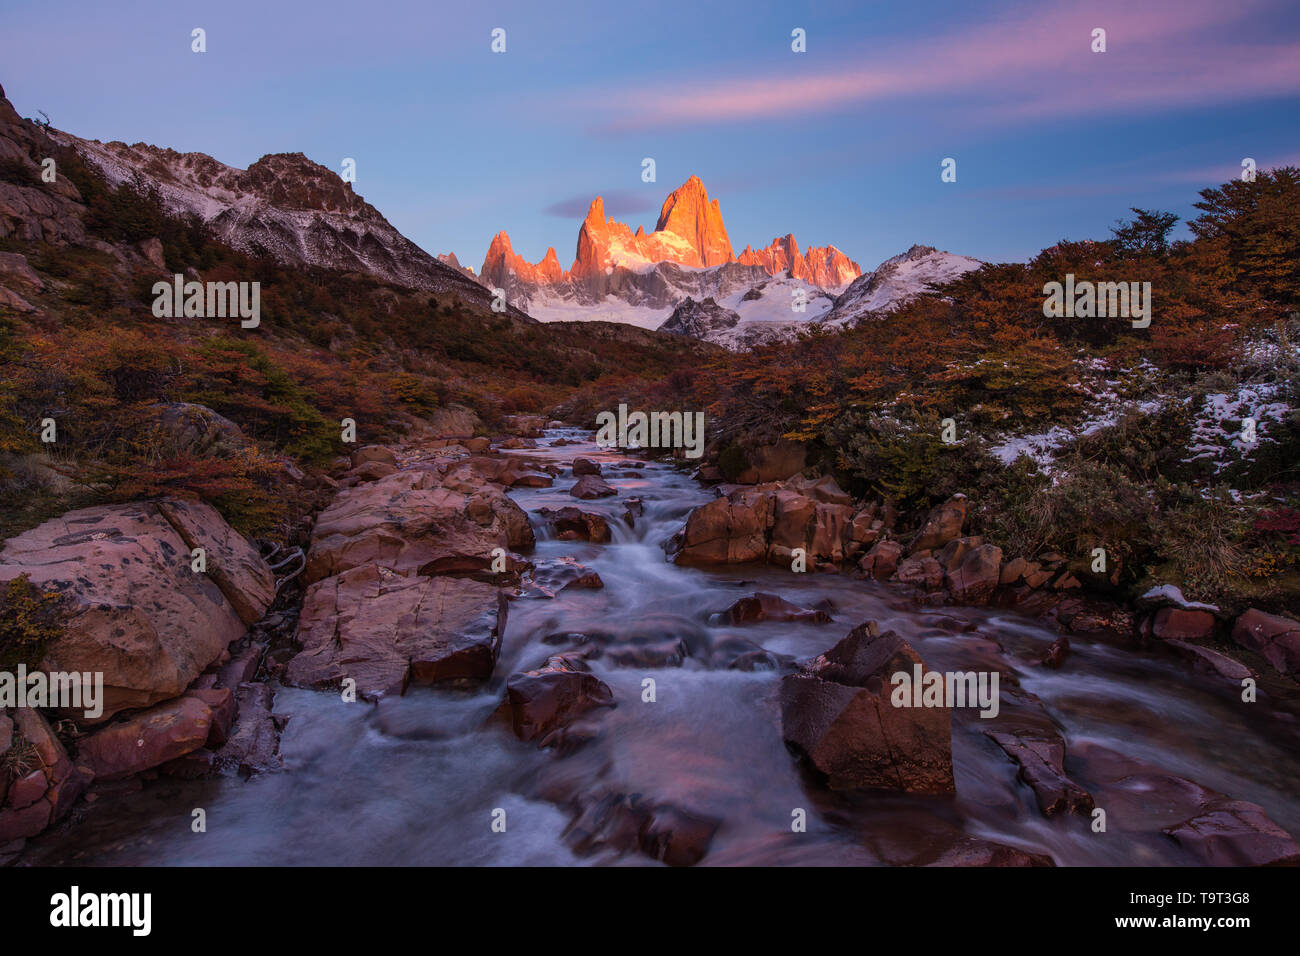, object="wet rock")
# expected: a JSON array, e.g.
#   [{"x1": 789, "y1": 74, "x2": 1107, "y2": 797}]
[
  {"x1": 714, "y1": 592, "x2": 831, "y2": 626},
  {"x1": 509, "y1": 472, "x2": 553, "y2": 488},
  {"x1": 909, "y1": 494, "x2": 967, "y2": 553},
  {"x1": 622, "y1": 497, "x2": 643, "y2": 527},
  {"x1": 926, "y1": 837, "x2": 1054, "y2": 867},
  {"x1": 1164, "y1": 802, "x2": 1300, "y2": 866},
  {"x1": 562, "y1": 791, "x2": 720, "y2": 866},
  {"x1": 304, "y1": 468, "x2": 533, "y2": 582},
  {"x1": 780, "y1": 621, "x2": 954, "y2": 793},
  {"x1": 859, "y1": 539, "x2": 903, "y2": 581},
  {"x1": 537, "y1": 506, "x2": 611, "y2": 543},
  {"x1": 288, "y1": 564, "x2": 507, "y2": 697},
  {"x1": 215, "y1": 682, "x2": 281, "y2": 777},
  {"x1": 1053, "y1": 596, "x2": 1136, "y2": 637},
  {"x1": 1152, "y1": 607, "x2": 1217, "y2": 641},
  {"x1": 569, "y1": 474, "x2": 616, "y2": 499},
  {"x1": 671, "y1": 487, "x2": 773, "y2": 565},
  {"x1": 639, "y1": 805, "x2": 721, "y2": 867},
  {"x1": 600, "y1": 639, "x2": 690, "y2": 668},
  {"x1": 572, "y1": 457, "x2": 602, "y2": 476},
  {"x1": 999, "y1": 556, "x2": 1028, "y2": 585},
  {"x1": 75, "y1": 696, "x2": 214, "y2": 781},
  {"x1": 944, "y1": 544, "x2": 1003, "y2": 605},
  {"x1": 1072, "y1": 742, "x2": 1300, "y2": 864},
  {"x1": 506, "y1": 655, "x2": 615, "y2": 745},
  {"x1": 1164, "y1": 640, "x2": 1253, "y2": 682},
  {"x1": 527, "y1": 557, "x2": 604, "y2": 597},
  {"x1": 1230, "y1": 608, "x2": 1300, "y2": 678},
  {"x1": 1041, "y1": 636, "x2": 1070, "y2": 669},
  {"x1": 0, "y1": 500, "x2": 273, "y2": 722},
  {"x1": 728, "y1": 649, "x2": 791, "y2": 672},
  {"x1": 986, "y1": 730, "x2": 1093, "y2": 816},
  {"x1": 897, "y1": 556, "x2": 944, "y2": 590}
]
